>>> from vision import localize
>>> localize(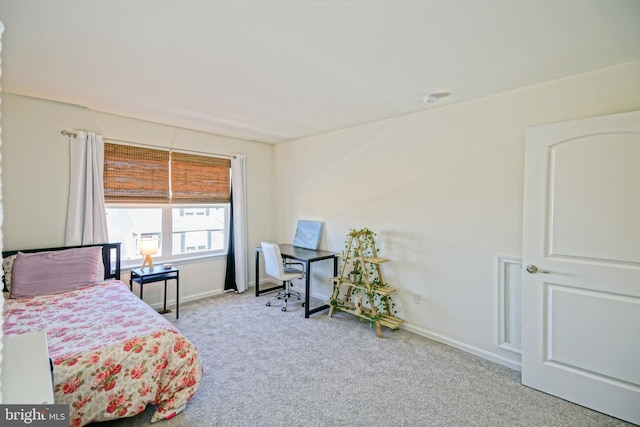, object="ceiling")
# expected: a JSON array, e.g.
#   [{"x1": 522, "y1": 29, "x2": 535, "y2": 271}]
[{"x1": 1, "y1": 1, "x2": 639, "y2": 144}]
